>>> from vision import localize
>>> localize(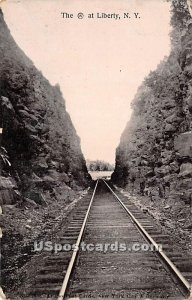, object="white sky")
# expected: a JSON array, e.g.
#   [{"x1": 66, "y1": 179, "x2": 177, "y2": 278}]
[{"x1": 2, "y1": 0, "x2": 171, "y2": 163}]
